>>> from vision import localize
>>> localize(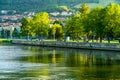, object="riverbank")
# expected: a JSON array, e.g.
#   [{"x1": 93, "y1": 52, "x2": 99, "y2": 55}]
[
  {"x1": 0, "y1": 39, "x2": 12, "y2": 43},
  {"x1": 12, "y1": 40, "x2": 120, "y2": 51}
]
